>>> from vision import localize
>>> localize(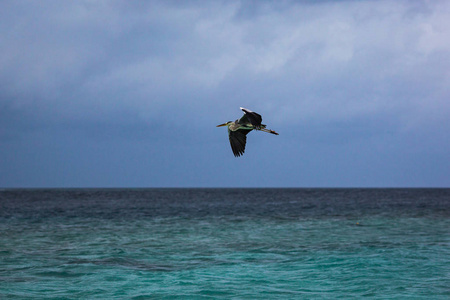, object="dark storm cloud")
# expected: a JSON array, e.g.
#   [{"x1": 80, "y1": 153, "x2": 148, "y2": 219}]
[{"x1": 1, "y1": 0, "x2": 449, "y2": 187}]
